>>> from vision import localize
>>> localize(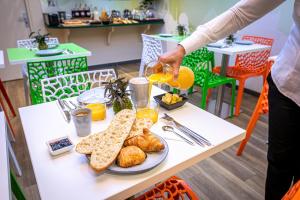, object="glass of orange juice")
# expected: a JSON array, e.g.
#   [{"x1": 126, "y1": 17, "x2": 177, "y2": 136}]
[
  {"x1": 136, "y1": 101, "x2": 159, "y2": 124},
  {"x1": 85, "y1": 103, "x2": 106, "y2": 121}
]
